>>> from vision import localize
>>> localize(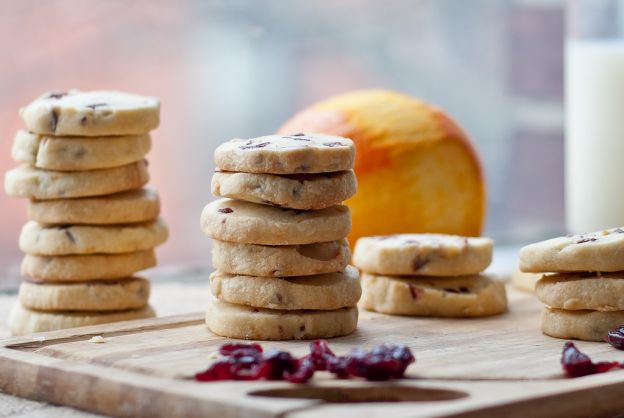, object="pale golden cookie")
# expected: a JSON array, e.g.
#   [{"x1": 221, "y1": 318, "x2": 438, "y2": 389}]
[
  {"x1": 212, "y1": 239, "x2": 350, "y2": 277},
  {"x1": 19, "y1": 277, "x2": 149, "y2": 311},
  {"x1": 21, "y1": 251, "x2": 156, "y2": 282},
  {"x1": 5, "y1": 160, "x2": 149, "y2": 200},
  {"x1": 205, "y1": 297, "x2": 358, "y2": 340},
  {"x1": 20, "y1": 90, "x2": 160, "y2": 136},
  {"x1": 359, "y1": 273, "x2": 507, "y2": 317},
  {"x1": 541, "y1": 307, "x2": 624, "y2": 342},
  {"x1": 520, "y1": 227, "x2": 624, "y2": 273},
  {"x1": 19, "y1": 219, "x2": 168, "y2": 255},
  {"x1": 214, "y1": 133, "x2": 354, "y2": 174},
  {"x1": 200, "y1": 198, "x2": 350, "y2": 245},
  {"x1": 9, "y1": 304, "x2": 156, "y2": 336},
  {"x1": 510, "y1": 269, "x2": 541, "y2": 292},
  {"x1": 211, "y1": 170, "x2": 356, "y2": 210},
  {"x1": 536, "y1": 272, "x2": 624, "y2": 311},
  {"x1": 353, "y1": 234, "x2": 493, "y2": 276},
  {"x1": 210, "y1": 266, "x2": 361, "y2": 310},
  {"x1": 12, "y1": 130, "x2": 151, "y2": 171},
  {"x1": 28, "y1": 188, "x2": 160, "y2": 225}
]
